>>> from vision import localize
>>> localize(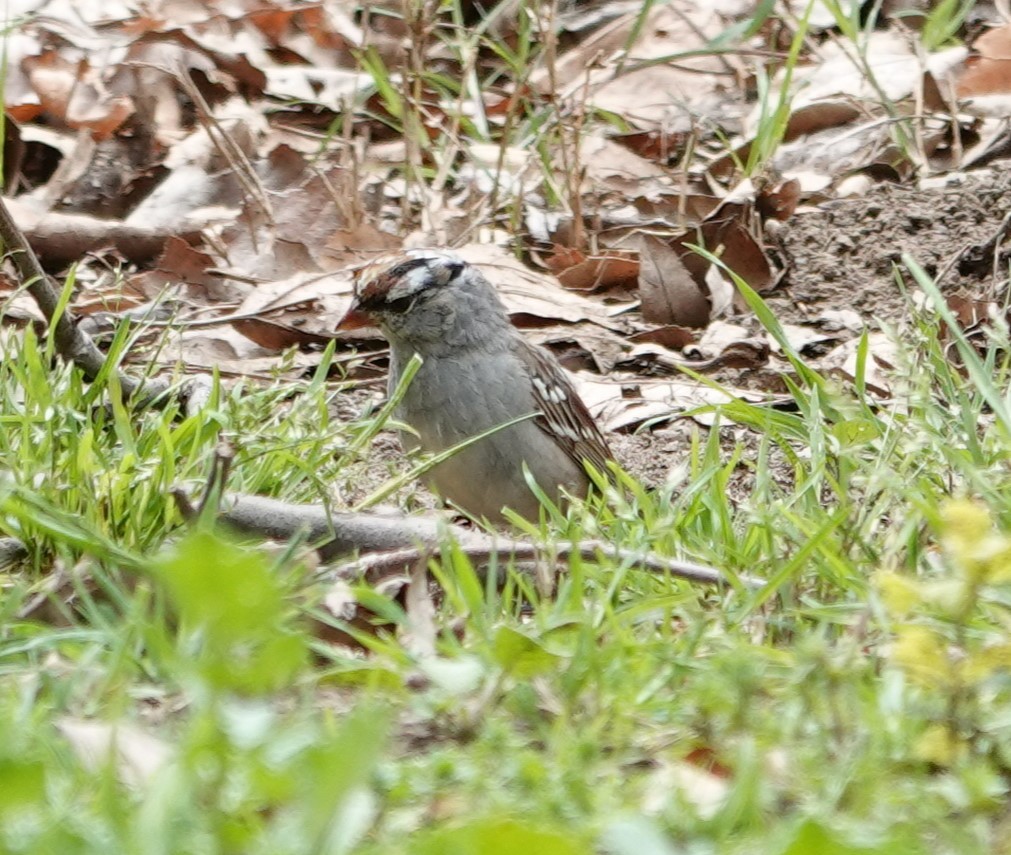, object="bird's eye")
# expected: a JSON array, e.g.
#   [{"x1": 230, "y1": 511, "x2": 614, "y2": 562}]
[{"x1": 384, "y1": 295, "x2": 415, "y2": 314}]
